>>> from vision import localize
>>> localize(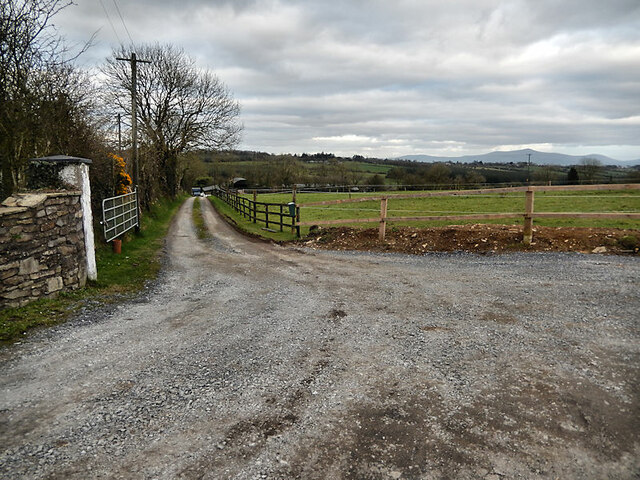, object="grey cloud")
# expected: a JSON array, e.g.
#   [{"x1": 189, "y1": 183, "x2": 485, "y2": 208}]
[{"x1": 54, "y1": 0, "x2": 640, "y2": 159}]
